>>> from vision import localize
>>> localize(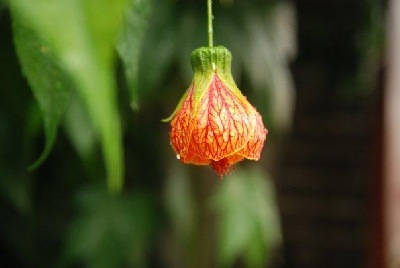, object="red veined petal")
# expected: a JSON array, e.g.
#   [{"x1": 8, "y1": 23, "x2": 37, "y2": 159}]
[
  {"x1": 189, "y1": 74, "x2": 256, "y2": 161},
  {"x1": 170, "y1": 86, "x2": 194, "y2": 159},
  {"x1": 237, "y1": 112, "x2": 268, "y2": 160}
]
